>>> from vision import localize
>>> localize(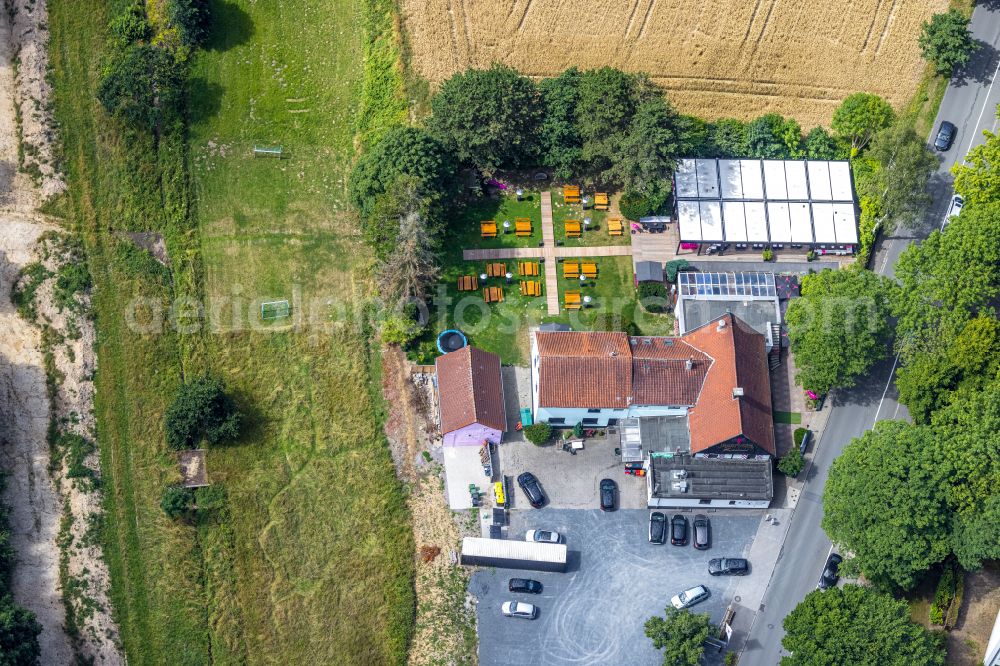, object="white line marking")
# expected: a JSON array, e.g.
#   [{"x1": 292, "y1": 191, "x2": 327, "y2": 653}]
[
  {"x1": 962, "y1": 52, "x2": 1000, "y2": 163},
  {"x1": 872, "y1": 352, "x2": 901, "y2": 426}
]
